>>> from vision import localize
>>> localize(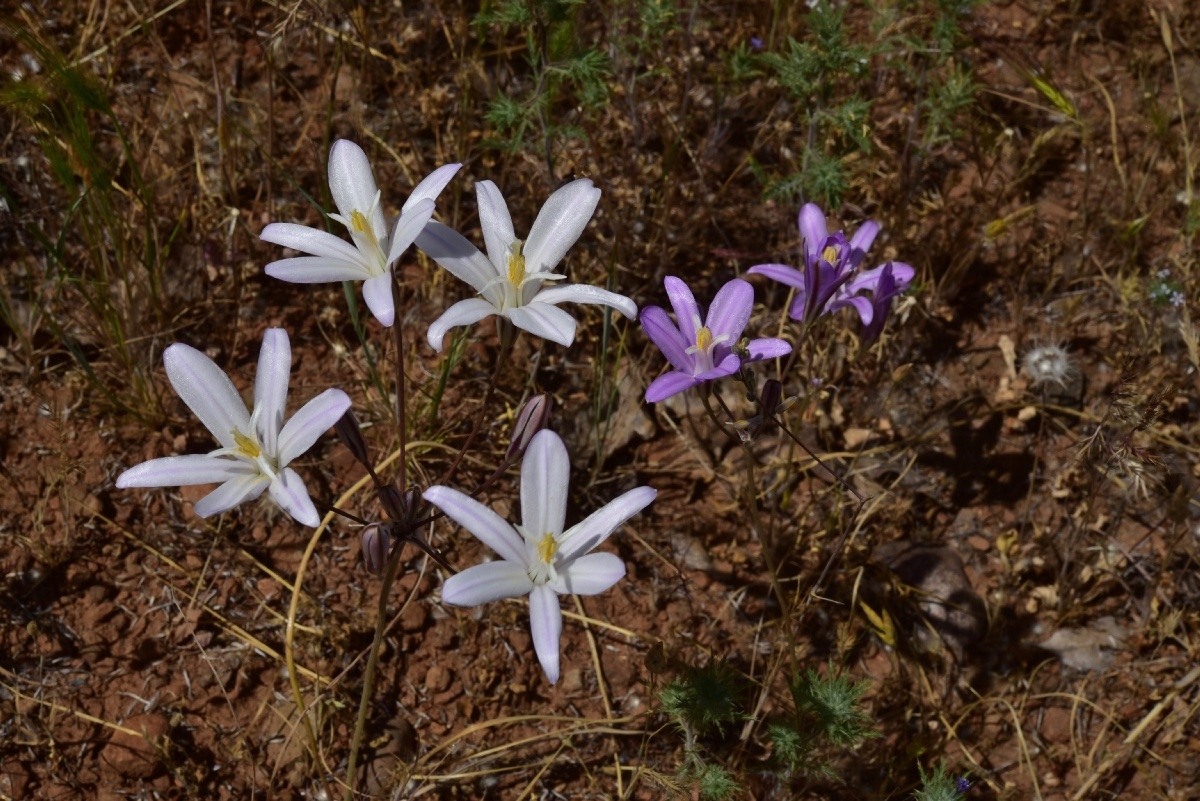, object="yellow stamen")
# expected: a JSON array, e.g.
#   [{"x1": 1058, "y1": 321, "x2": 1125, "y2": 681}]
[
  {"x1": 821, "y1": 245, "x2": 839, "y2": 264},
  {"x1": 349, "y1": 210, "x2": 381, "y2": 252},
  {"x1": 695, "y1": 326, "x2": 713, "y2": 352},
  {"x1": 507, "y1": 240, "x2": 526, "y2": 287},
  {"x1": 537, "y1": 532, "x2": 557, "y2": 564},
  {"x1": 233, "y1": 430, "x2": 261, "y2": 459}
]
